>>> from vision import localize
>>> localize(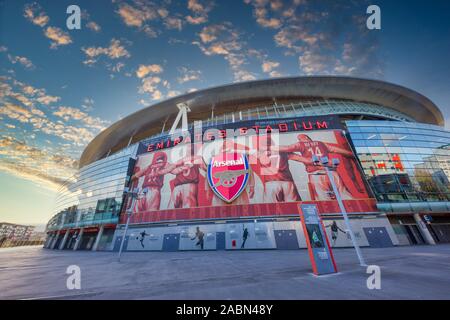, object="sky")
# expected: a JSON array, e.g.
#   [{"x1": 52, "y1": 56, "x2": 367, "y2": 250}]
[{"x1": 1, "y1": 0, "x2": 450, "y2": 229}]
